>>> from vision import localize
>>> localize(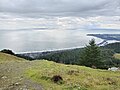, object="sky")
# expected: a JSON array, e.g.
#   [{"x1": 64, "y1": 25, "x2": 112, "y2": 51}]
[{"x1": 0, "y1": 0, "x2": 120, "y2": 30}]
